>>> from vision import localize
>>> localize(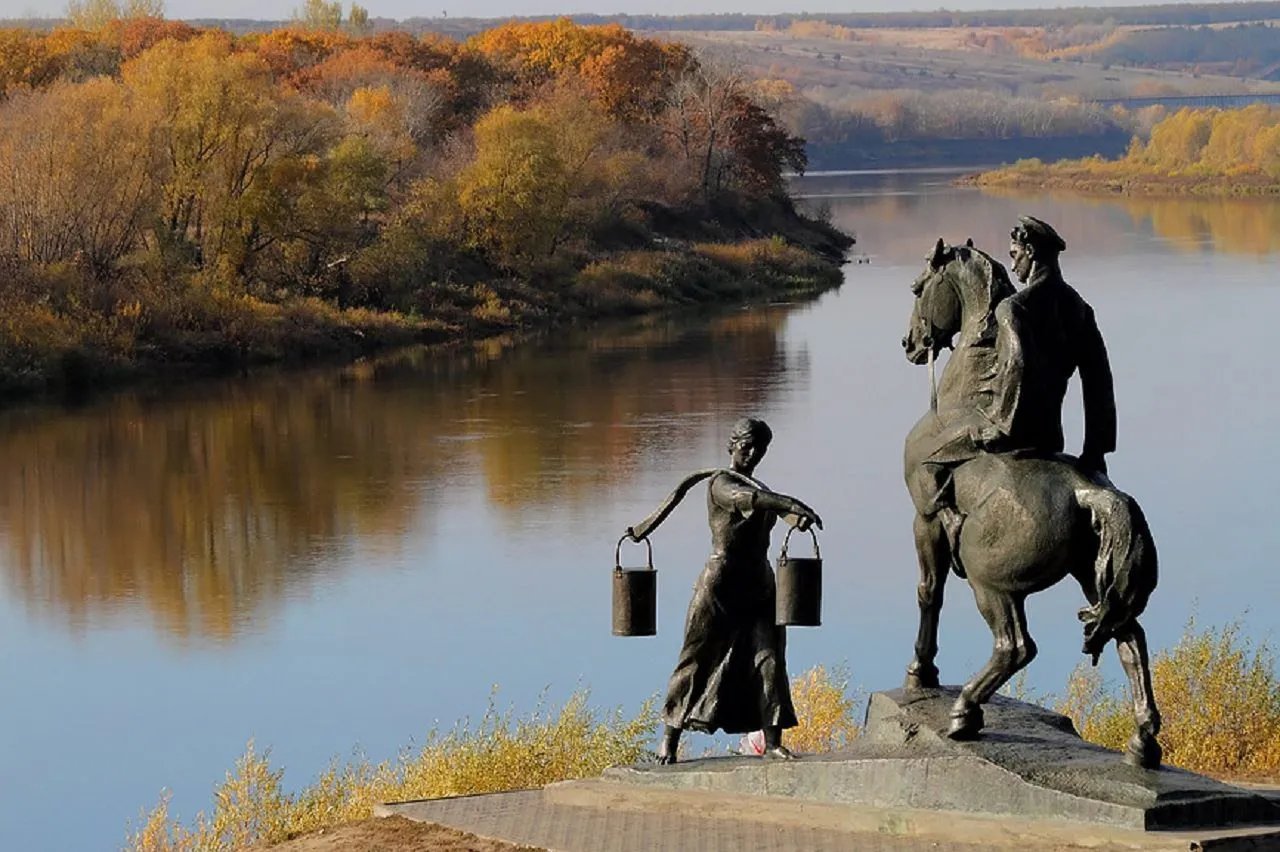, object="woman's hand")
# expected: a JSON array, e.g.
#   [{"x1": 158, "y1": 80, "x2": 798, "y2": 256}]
[{"x1": 789, "y1": 500, "x2": 823, "y2": 531}]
